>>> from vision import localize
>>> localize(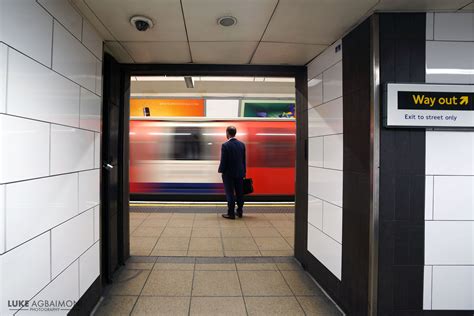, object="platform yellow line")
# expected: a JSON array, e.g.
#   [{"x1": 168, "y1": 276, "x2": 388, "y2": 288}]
[{"x1": 130, "y1": 203, "x2": 293, "y2": 207}]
